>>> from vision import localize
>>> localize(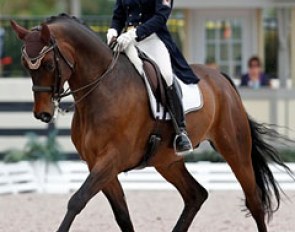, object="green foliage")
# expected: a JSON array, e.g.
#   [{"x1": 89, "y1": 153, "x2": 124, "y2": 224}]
[
  {"x1": 0, "y1": 0, "x2": 115, "y2": 16},
  {"x1": 185, "y1": 149, "x2": 295, "y2": 163},
  {"x1": 82, "y1": 0, "x2": 115, "y2": 15},
  {"x1": 278, "y1": 150, "x2": 295, "y2": 162},
  {"x1": 0, "y1": 0, "x2": 58, "y2": 16},
  {"x1": 4, "y1": 130, "x2": 64, "y2": 163},
  {"x1": 184, "y1": 150, "x2": 225, "y2": 163}
]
